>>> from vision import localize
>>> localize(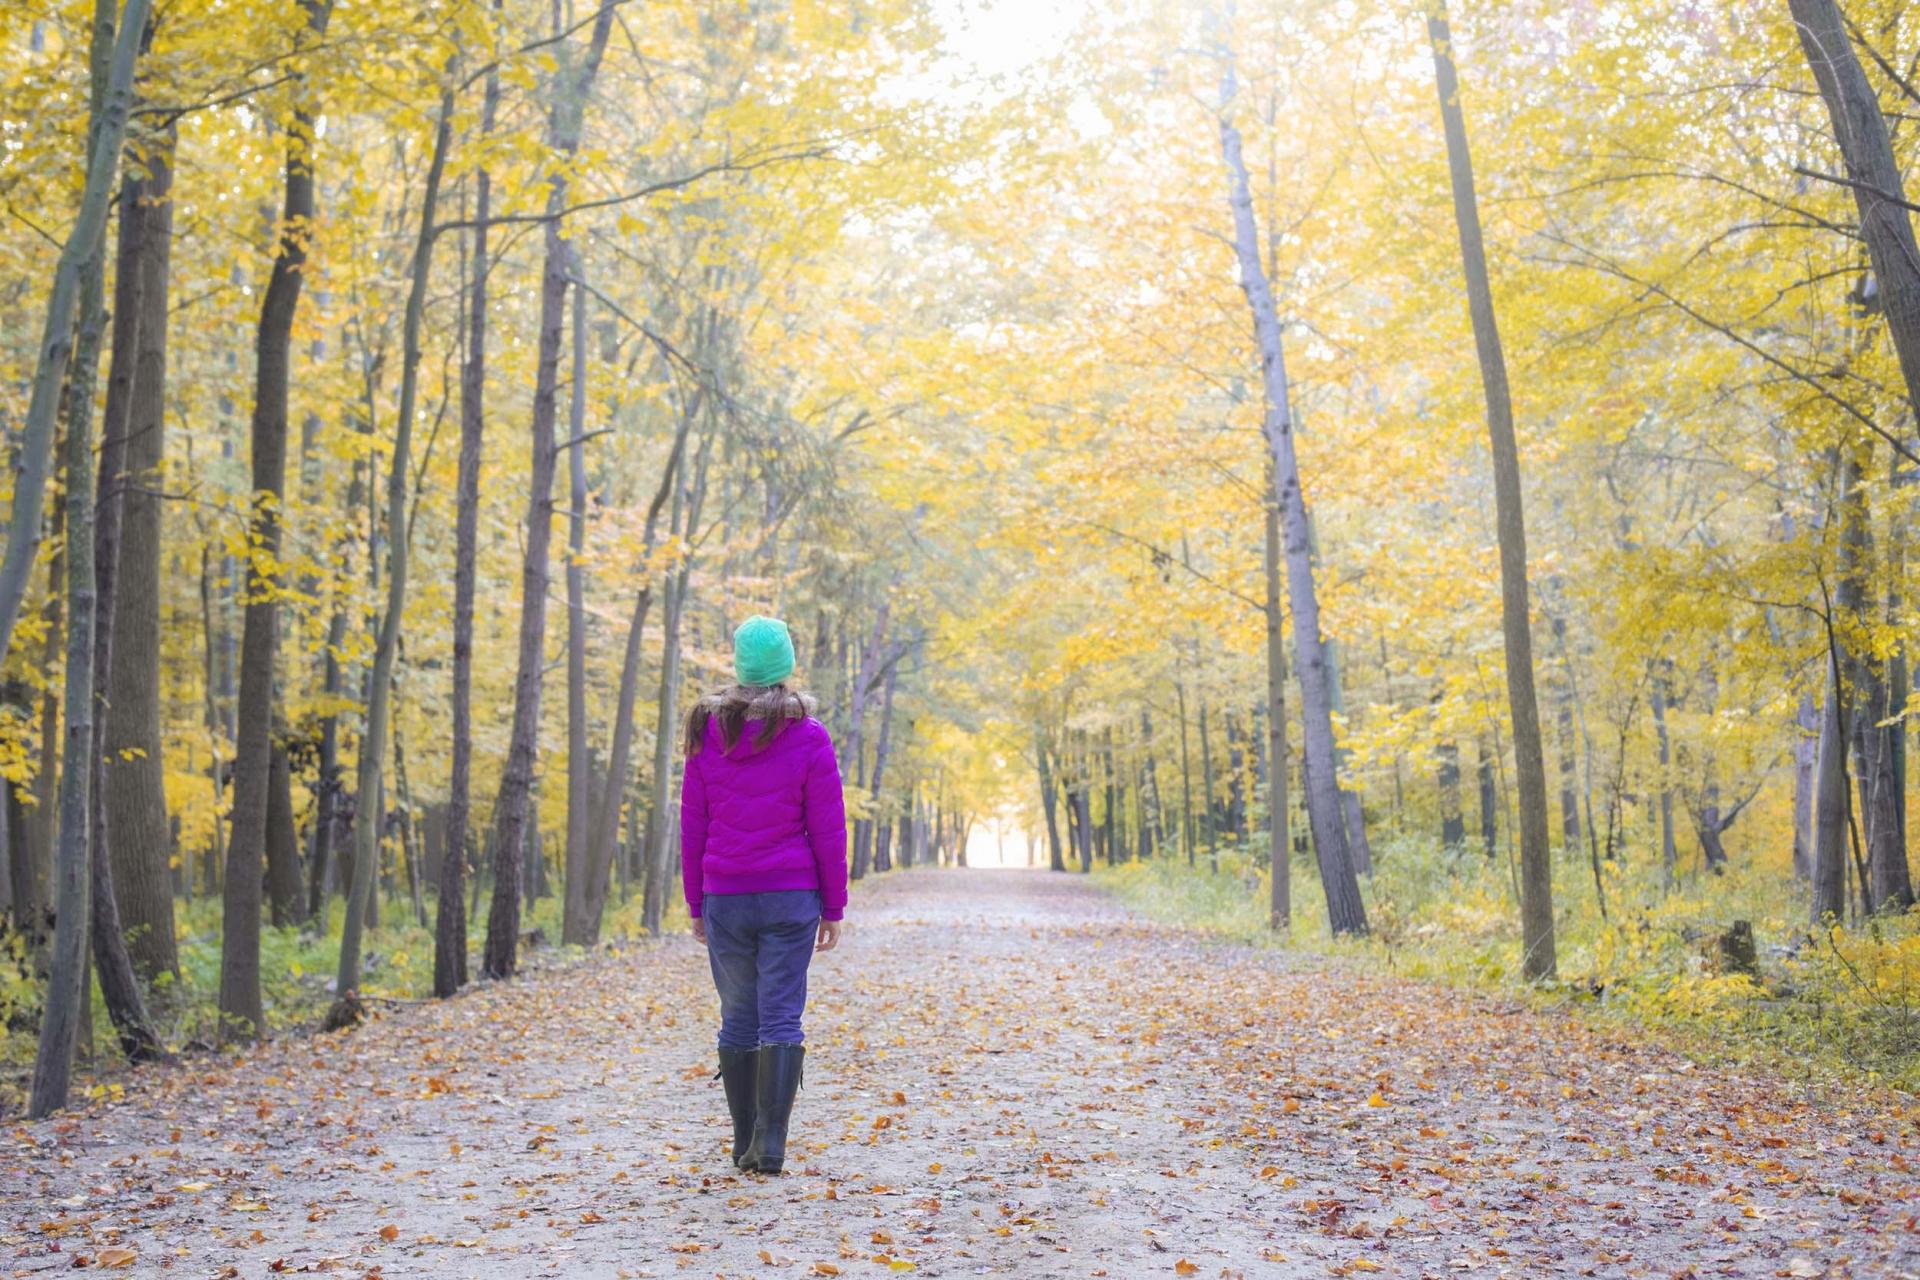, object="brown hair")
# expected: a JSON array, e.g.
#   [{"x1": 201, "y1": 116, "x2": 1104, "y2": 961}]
[{"x1": 682, "y1": 683, "x2": 817, "y2": 756}]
